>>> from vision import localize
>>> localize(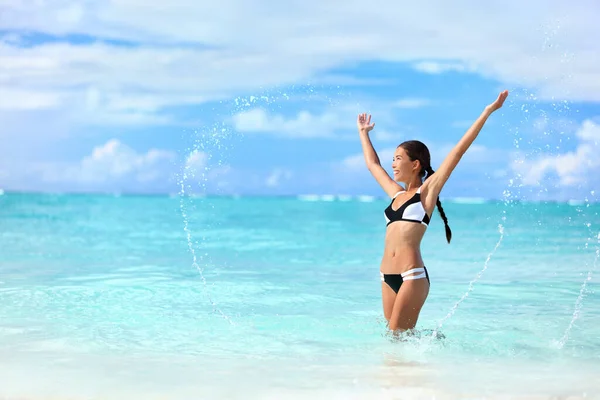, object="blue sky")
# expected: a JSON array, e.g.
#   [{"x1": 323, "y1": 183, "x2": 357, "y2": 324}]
[{"x1": 1, "y1": 1, "x2": 599, "y2": 201}]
